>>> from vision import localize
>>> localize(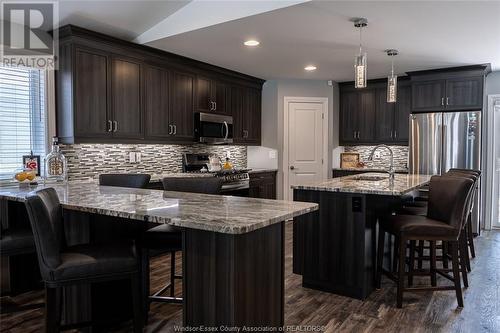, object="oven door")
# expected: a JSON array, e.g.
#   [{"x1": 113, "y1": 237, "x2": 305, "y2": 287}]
[{"x1": 195, "y1": 113, "x2": 233, "y2": 144}]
